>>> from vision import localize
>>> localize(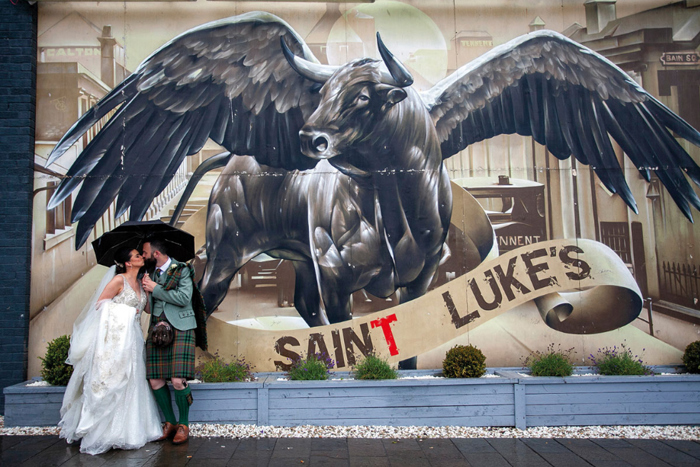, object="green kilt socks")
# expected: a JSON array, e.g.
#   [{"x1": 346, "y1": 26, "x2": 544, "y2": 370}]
[
  {"x1": 175, "y1": 386, "x2": 193, "y2": 426},
  {"x1": 153, "y1": 385, "x2": 177, "y2": 425}
]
